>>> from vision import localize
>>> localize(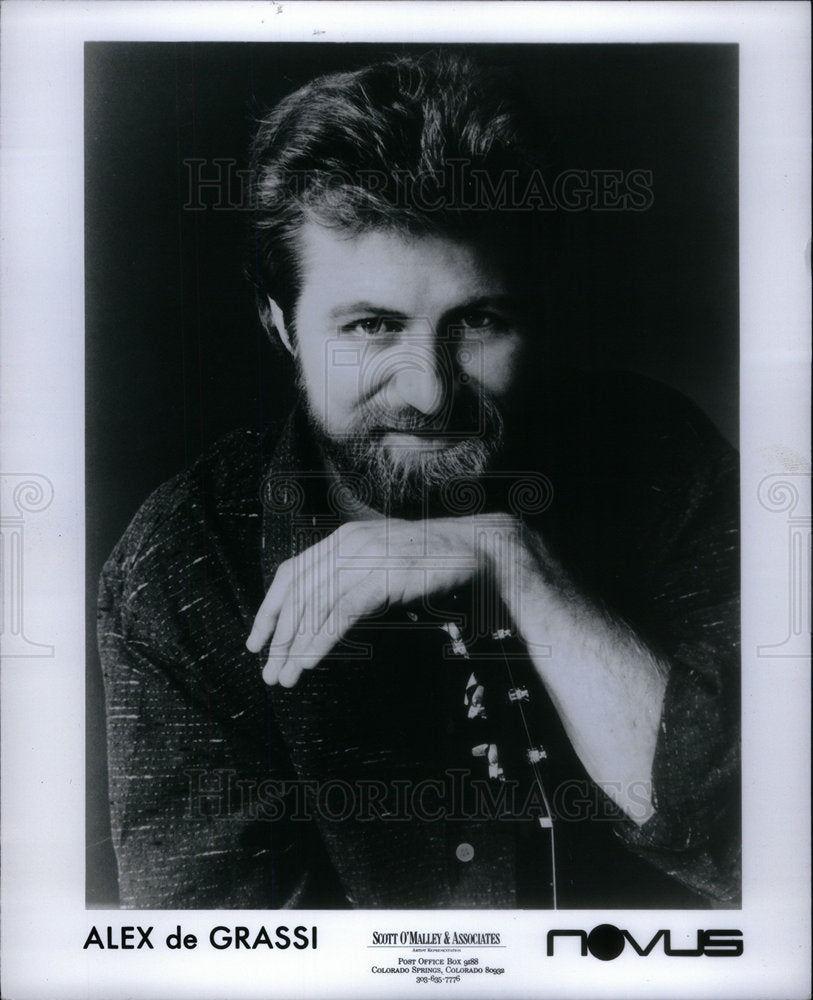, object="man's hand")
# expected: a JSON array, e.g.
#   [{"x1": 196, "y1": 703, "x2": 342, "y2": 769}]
[
  {"x1": 246, "y1": 515, "x2": 519, "y2": 688},
  {"x1": 246, "y1": 513, "x2": 669, "y2": 824}
]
